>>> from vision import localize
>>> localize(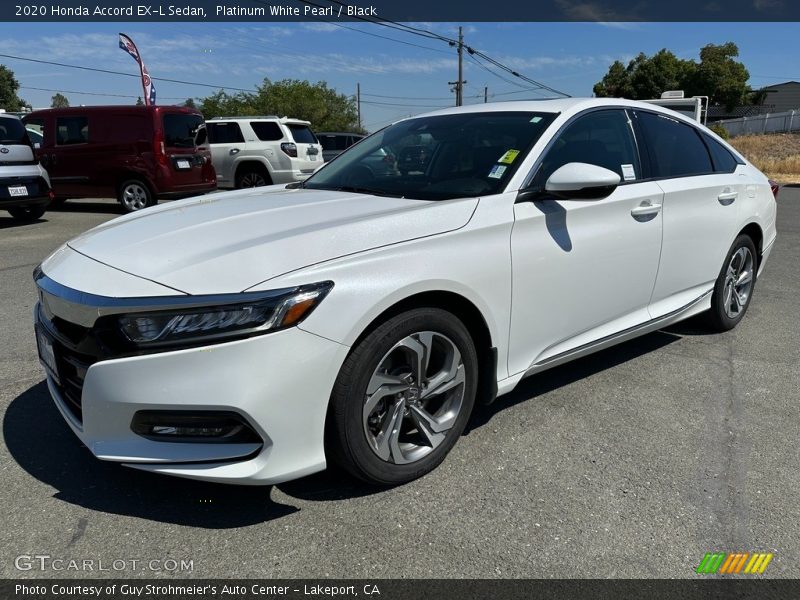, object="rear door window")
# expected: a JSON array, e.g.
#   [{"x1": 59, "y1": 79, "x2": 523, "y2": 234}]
[
  {"x1": 0, "y1": 116, "x2": 30, "y2": 145},
  {"x1": 637, "y1": 111, "x2": 713, "y2": 178},
  {"x1": 250, "y1": 122, "x2": 283, "y2": 141},
  {"x1": 207, "y1": 122, "x2": 245, "y2": 144},
  {"x1": 287, "y1": 124, "x2": 318, "y2": 144},
  {"x1": 163, "y1": 113, "x2": 204, "y2": 148},
  {"x1": 55, "y1": 116, "x2": 88, "y2": 146}
]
